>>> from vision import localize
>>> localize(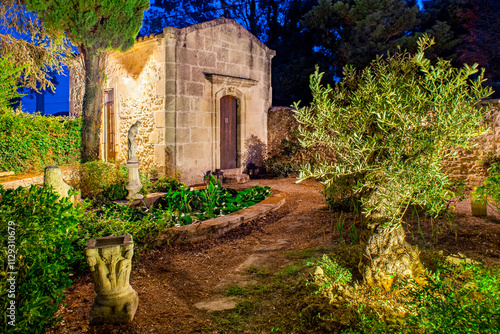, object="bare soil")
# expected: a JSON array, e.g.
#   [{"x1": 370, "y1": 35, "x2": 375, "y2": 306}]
[{"x1": 46, "y1": 177, "x2": 500, "y2": 334}]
